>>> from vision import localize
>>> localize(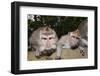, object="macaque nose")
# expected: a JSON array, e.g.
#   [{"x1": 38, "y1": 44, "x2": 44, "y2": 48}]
[{"x1": 46, "y1": 39, "x2": 50, "y2": 48}]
